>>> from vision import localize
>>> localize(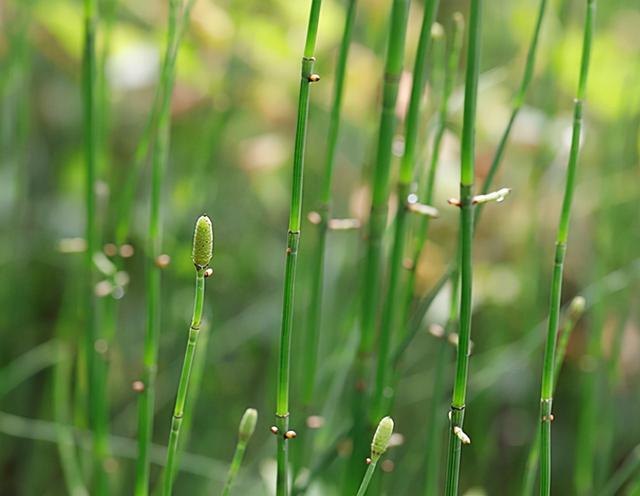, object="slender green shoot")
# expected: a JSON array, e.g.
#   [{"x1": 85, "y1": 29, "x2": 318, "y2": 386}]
[
  {"x1": 474, "y1": 0, "x2": 549, "y2": 225},
  {"x1": 355, "y1": 417, "x2": 394, "y2": 496},
  {"x1": 521, "y1": 296, "x2": 586, "y2": 496},
  {"x1": 444, "y1": 1, "x2": 482, "y2": 494},
  {"x1": 537, "y1": 2, "x2": 595, "y2": 494},
  {"x1": 162, "y1": 216, "x2": 213, "y2": 495},
  {"x1": 222, "y1": 408, "x2": 258, "y2": 496},
  {"x1": 401, "y1": 12, "x2": 464, "y2": 340},
  {"x1": 348, "y1": 0, "x2": 410, "y2": 490},
  {"x1": 274, "y1": 1, "x2": 323, "y2": 494},
  {"x1": 302, "y1": 0, "x2": 358, "y2": 418},
  {"x1": 134, "y1": 0, "x2": 187, "y2": 493},
  {"x1": 370, "y1": 0, "x2": 440, "y2": 421},
  {"x1": 82, "y1": 0, "x2": 109, "y2": 491}
]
